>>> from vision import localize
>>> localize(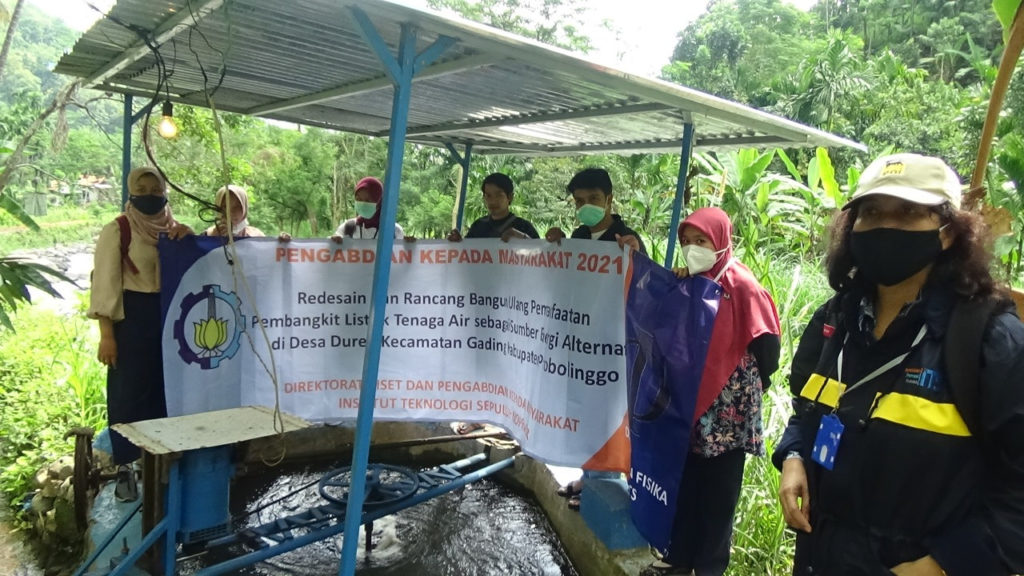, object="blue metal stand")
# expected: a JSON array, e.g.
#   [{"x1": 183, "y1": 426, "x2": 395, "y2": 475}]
[
  {"x1": 119, "y1": 95, "x2": 160, "y2": 204},
  {"x1": 445, "y1": 142, "x2": 474, "y2": 230},
  {"x1": 75, "y1": 460, "x2": 182, "y2": 576},
  {"x1": 664, "y1": 122, "x2": 695, "y2": 267},
  {"x1": 343, "y1": 10, "x2": 456, "y2": 576}
]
